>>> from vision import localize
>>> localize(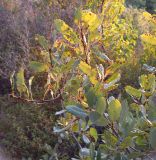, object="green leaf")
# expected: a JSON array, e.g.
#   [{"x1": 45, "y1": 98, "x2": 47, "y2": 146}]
[
  {"x1": 29, "y1": 61, "x2": 49, "y2": 73},
  {"x1": 125, "y1": 86, "x2": 142, "y2": 99},
  {"x1": 89, "y1": 128, "x2": 98, "y2": 142},
  {"x1": 35, "y1": 35, "x2": 49, "y2": 50},
  {"x1": 66, "y1": 105, "x2": 88, "y2": 121},
  {"x1": 16, "y1": 68, "x2": 29, "y2": 96},
  {"x1": 149, "y1": 128, "x2": 156, "y2": 149},
  {"x1": 90, "y1": 143, "x2": 96, "y2": 160},
  {"x1": 55, "y1": 19, "x2": 79, "y2": 44},
  {"x1": 119, "y1": 136, "x2": 132, "y2": 149},
  {"x1": 148, "y1": 94, "x2": 156, "y2": 121},
  {"x1": 89, "y1": 111, "x2": 108, "y2": 126},
  {"x1": 108, "y1": 99, "x2": 122, "y2": 121},
  {"x1": 149, "y1": 94, "x2": 156, "y2": 107},
  {"x1": 102, "y1": 131, "x2": 118, "y2": 147},
  {"x1": 85, "y1": 87, "x2": 97, "y2": 108},
  {"x1": 96, "y1": 97, "x2": 106, "y2": 115}
]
